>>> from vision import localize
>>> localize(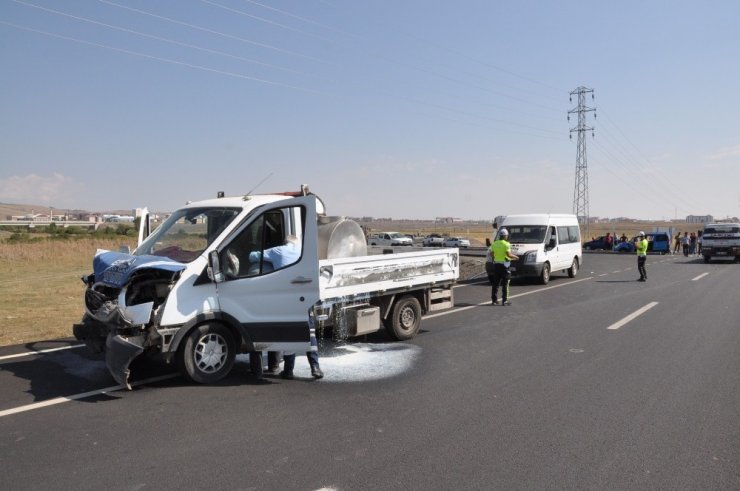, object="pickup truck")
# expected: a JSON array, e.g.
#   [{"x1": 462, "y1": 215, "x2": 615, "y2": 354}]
[
  {"x1": 367, "y1": 232, "x2": 413, "y2": 247},
  {"x1": 422, "y1": 234, "x2": 445, "y2": 247},
  {"x1": 73, "y1": 186, "x2": 458, "y2": 388}
]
